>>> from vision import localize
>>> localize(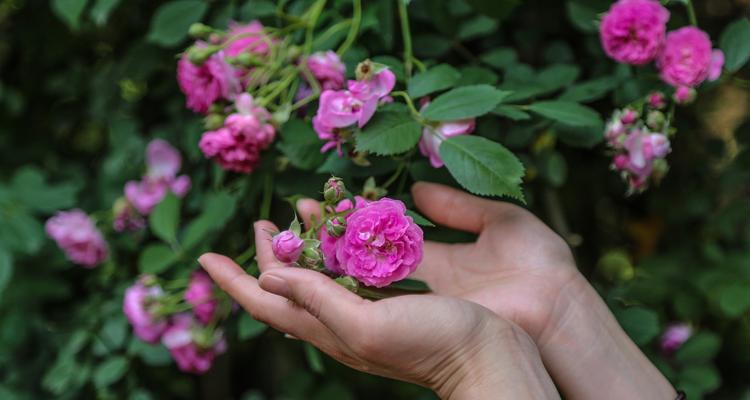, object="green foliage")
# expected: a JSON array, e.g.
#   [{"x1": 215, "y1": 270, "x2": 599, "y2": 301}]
[
  {"x1": 720, "y1": 18, "x2": 750, "y2": 72},
  {"x1": 147, "y1": 0, "x2": 209, "y2": 47},
  {"x1": 527, "y1": 101, "x2": 602, "y2": 128},
  {"x1": 407, "y1": 64, "x2": 461, "y2": 98},
  {"x1": 149, "y1": 193, "x2": 181, "y2": 245},
  {"x1": 421, "y1": 85, "x2": 511, "y2": 121},
  {"x1": 355, "y1": 107, "x2": 422, "y2": 155}
]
